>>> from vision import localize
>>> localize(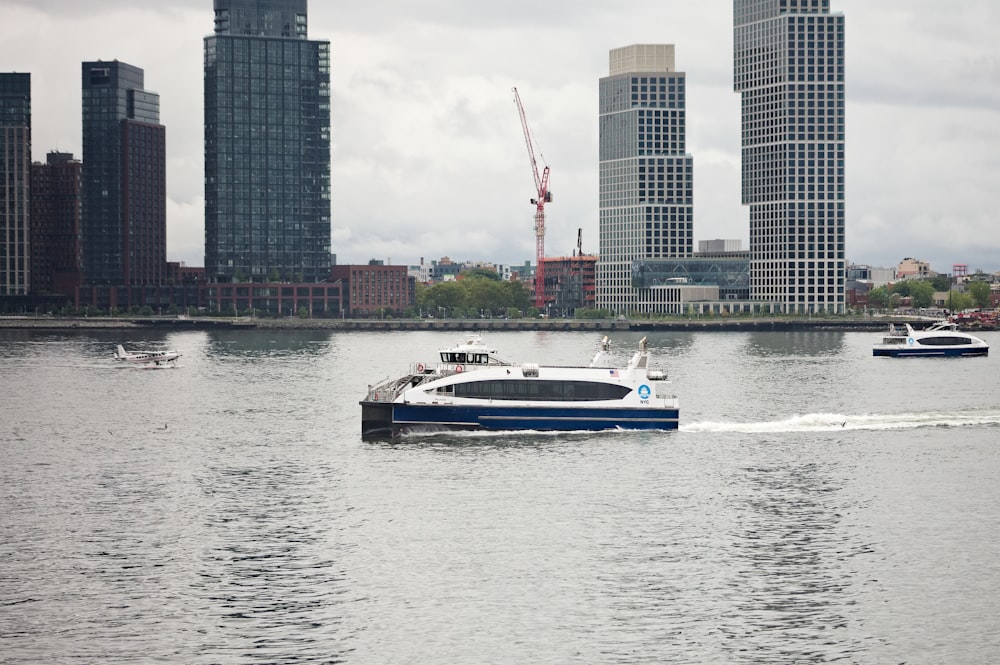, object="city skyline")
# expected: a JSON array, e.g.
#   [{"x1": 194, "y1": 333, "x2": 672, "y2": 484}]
[{"x1": 1, "y1": 0, "x2": 998, "y2": 273}]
